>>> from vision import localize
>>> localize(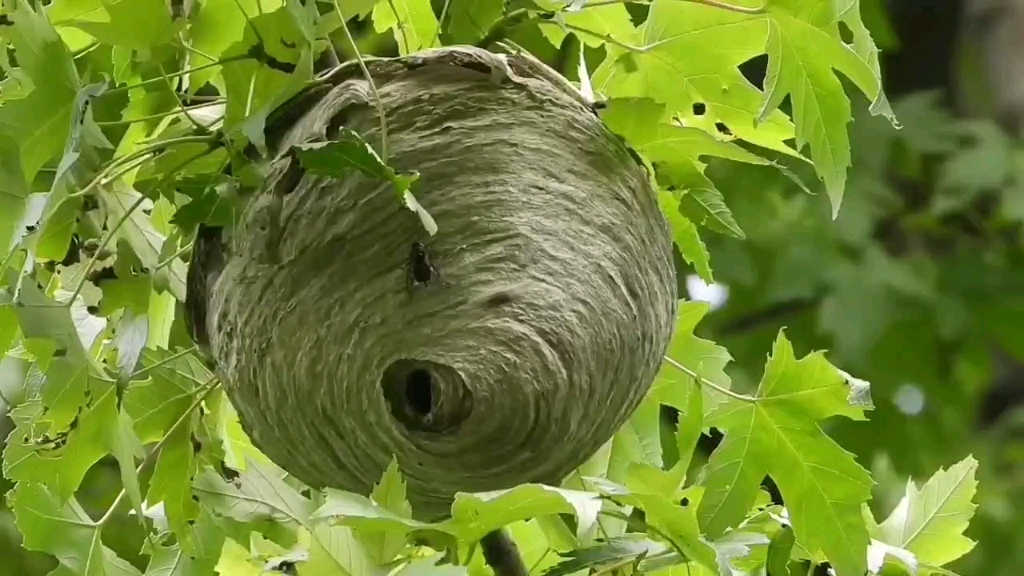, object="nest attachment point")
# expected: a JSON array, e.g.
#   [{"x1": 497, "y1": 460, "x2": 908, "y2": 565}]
[{"x1": 203, "y1": 46, "x2": 678, "y2": 520}]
